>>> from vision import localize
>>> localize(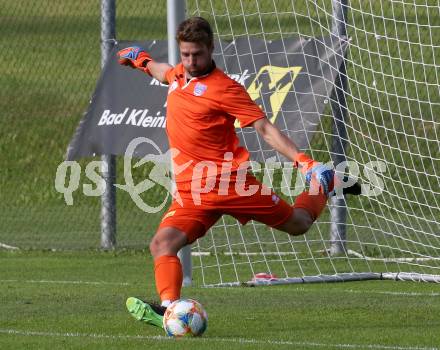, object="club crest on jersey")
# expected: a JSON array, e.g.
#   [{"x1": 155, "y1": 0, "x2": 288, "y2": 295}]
[{"x1": 193, "y1": 82, "x2": 207, "y2": 96}]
